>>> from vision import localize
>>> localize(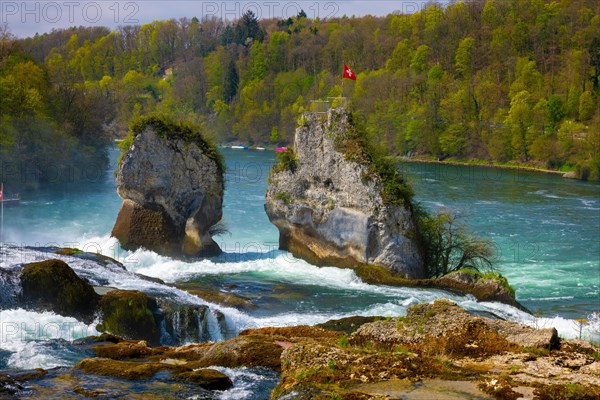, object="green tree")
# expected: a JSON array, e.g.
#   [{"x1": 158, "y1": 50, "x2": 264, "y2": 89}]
[
  {"x1": 455, "y1": 37, "x2": 475, "y2": 78},
  {"x1": 224, "y1": 59, "x2": 239, "y2": 103},
  {"x1": 410, "y1": 45, "x2": 431, "y2": 74},
  {"x1": 505, "y1": 90, "x2": 533, "y2": 160},
  {"x1": 547, "y1": 95, "x2": 565, "y2": 133},
  {"x1": 578, "y1": 91, "x2": 595, "y2": 121},
  {"x1": 419, "y1": 211, "x2": 494, "y2": 278}
]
